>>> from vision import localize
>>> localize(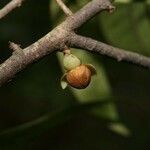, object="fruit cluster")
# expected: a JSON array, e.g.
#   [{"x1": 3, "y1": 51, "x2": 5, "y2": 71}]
[{"x1": 61, "y1": 52, "x2": 96, "y2": 89}]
